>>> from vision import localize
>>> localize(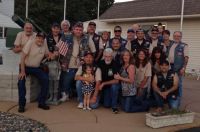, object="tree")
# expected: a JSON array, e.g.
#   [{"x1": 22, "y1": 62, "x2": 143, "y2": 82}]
[{"x1": 15, "y1": 0, "x2": 114, "y2": 33}]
